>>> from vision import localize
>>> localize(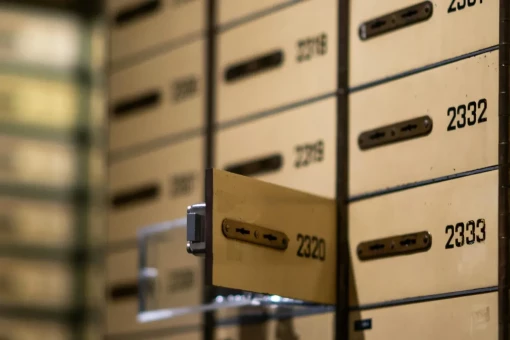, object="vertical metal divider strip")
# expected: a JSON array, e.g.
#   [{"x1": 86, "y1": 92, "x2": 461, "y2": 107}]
[
  {"x1": 204, "y1": 0, "x2": 216, "y2": 339},
  {"x1": 499, "y1": 0, "x2": 510, "y2": 339},
  {"x1": 72, "y1": 15, "x2": 94, "y2": 340},
  {"x1": 336, "y1": 0, "x2": 350, "y2": 339}
]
